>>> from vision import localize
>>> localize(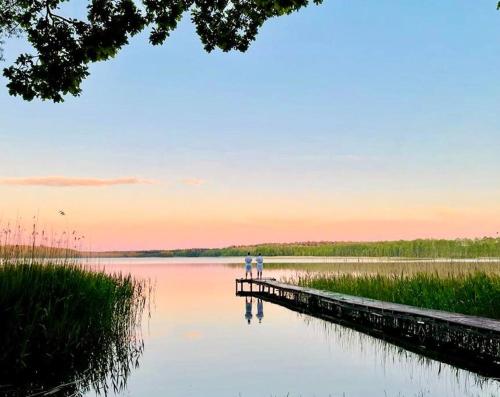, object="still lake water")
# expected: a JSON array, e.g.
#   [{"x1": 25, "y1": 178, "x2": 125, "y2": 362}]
[{"x1": 85, "y1": 259, "x2": 500, "y2": 397}]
